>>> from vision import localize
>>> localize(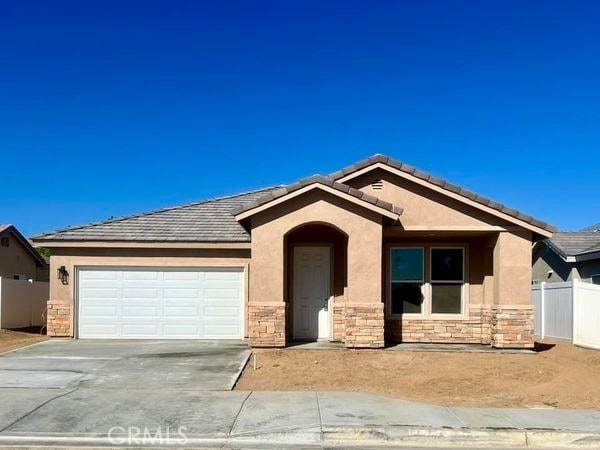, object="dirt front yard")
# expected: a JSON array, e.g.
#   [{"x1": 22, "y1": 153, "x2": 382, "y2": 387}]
[
  {"x1": 236, "y1": 341, "x2": 600, "y2": 409},
  {"x1": 0, "y1": 328, "x2": 48, "y2": 354}
]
